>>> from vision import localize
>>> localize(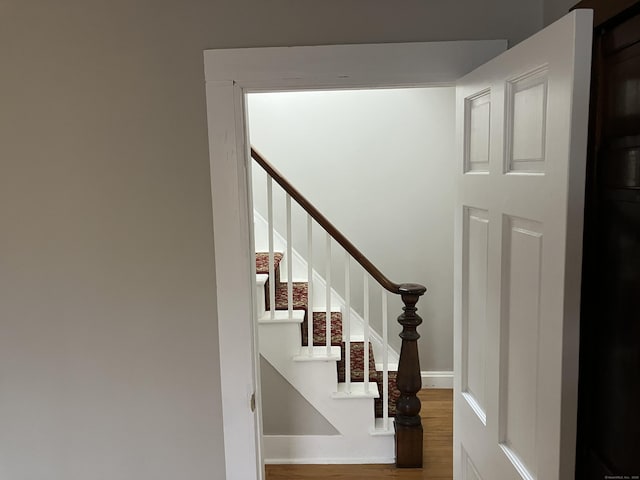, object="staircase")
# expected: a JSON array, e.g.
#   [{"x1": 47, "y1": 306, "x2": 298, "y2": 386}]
[
  {"x1": 256, "y1": 252, "x2": 401, "y2": 417},
  {"x1": 251, "y1": 147, "x2": 427, "y2": 467},
  {"x1": 255, "y1": 250, "x2": 400, "y2": 463}
]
